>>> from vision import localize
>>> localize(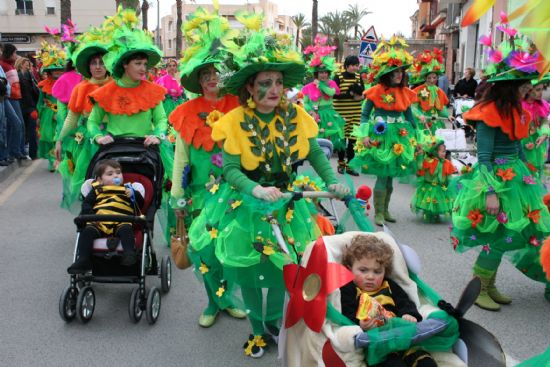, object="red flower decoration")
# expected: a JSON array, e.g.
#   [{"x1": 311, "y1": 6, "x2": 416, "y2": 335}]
[
  {"x1": 526, "y1": 162, "x2": 537, "y2": 172},
  {"x1": 387, "y1": 58, "x2": 403, "y2": 67},
  {"x1": 529, "y1": 235, "x2": 540, "y2": 247},
  {"x1": 399, "y1": 128, "x2": 408, "y2": 137},
  {"x1": 284, "y1": 238, "x2": 354, "y2": 332},
  {"x1": 467, "y1": 209, "x2": 484, "y2": 228},
  {"x1": 527, "y1": 208, "x2": 541, "y2": 224},
  {"x1": 451, "y1": 236, "x2": 459, "y2": 250},
  {"x1": 496, "y1": 167, "x2": 516, "y2": 181}
]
